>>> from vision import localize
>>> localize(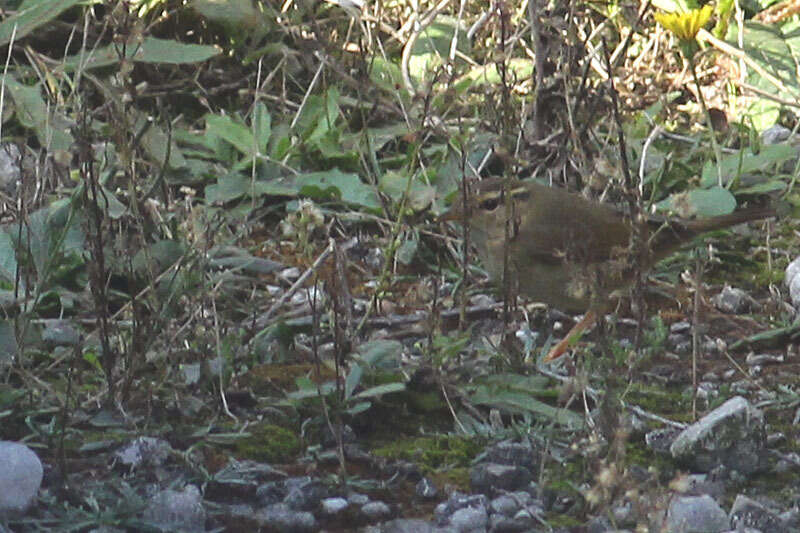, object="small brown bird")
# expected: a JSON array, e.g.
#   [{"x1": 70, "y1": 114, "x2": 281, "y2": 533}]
[{"x1": 443, "y1": 178, "x2": 776, "y2": 361}]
